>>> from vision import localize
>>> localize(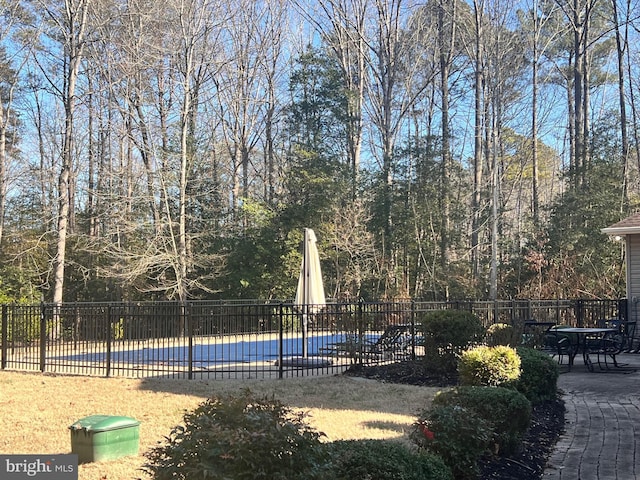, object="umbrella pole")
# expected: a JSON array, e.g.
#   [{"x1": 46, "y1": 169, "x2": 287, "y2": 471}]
[
  {"x1": 302, "y1": 312, "x2": 308, "y2": 358},
  {"x1": 302, "y1": 229, "x2": 308, "y2": 358}
]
